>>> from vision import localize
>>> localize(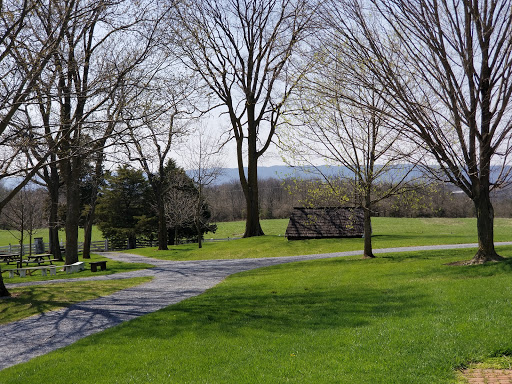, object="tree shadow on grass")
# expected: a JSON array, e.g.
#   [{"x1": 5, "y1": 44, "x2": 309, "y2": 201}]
[
  {"x1": 0, "y1": 285, "x2": 98, "y2": 324},
  {"x1": 110, "y1": 281, "x2": 428, "y2": 341}
]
